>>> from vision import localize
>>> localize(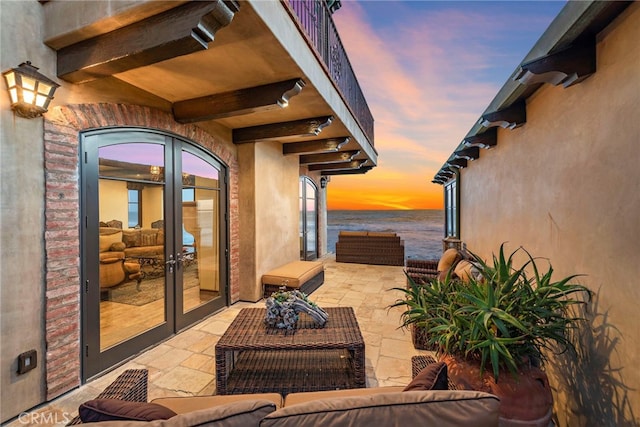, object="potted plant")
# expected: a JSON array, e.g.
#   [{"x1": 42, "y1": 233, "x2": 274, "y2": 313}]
[{"x1": 391, "y1": 244, "x2": 590, "y2": 427}]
